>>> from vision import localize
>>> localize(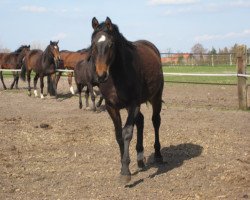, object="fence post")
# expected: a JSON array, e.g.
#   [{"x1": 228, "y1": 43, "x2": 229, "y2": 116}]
[
  {"x1": 211, "y1": 54, "x2": 214, "y2": 66},
  {"x1": 236, "y1": 45, "x2": 248, "y2": 110}
]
